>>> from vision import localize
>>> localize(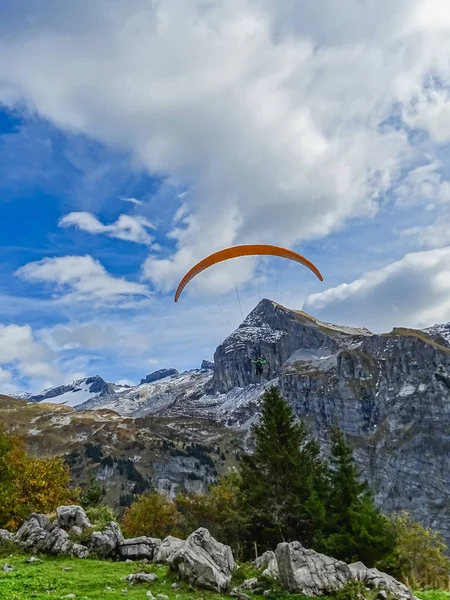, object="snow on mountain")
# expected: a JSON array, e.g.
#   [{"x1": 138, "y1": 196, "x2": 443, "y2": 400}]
[{"x1": 423, "y1": 323, "x2": 450, "y2": 347}]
